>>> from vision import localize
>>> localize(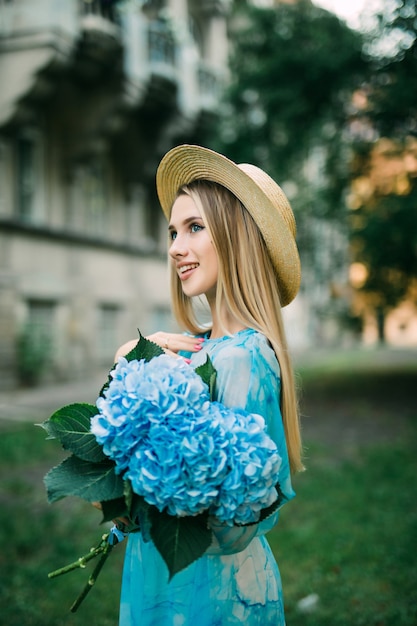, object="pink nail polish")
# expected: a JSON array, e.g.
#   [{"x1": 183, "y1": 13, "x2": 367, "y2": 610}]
[
  {"x1": 196, "y1": 337, "x2": 205, "y2": 343},
  {"x1": 184, "y1": 358, "x2": 192, "y2": 364},
  {"x1": 194, "y1": 344, "x2": 203, "y2": 350}
]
